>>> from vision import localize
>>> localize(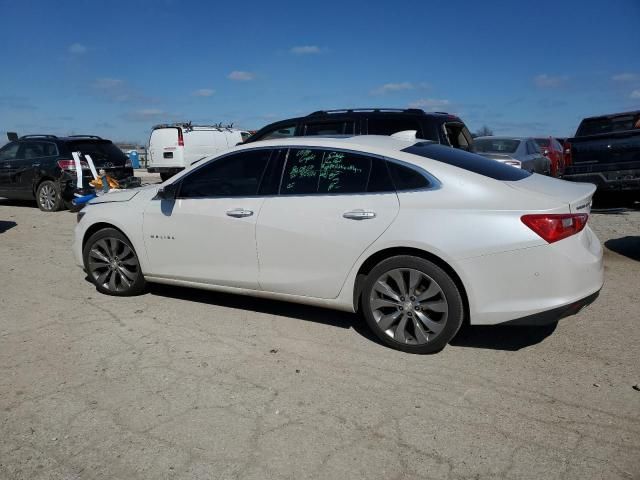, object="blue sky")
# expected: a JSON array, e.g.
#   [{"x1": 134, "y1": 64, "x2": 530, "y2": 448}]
[{"x1": 1, "y1": 0, "x2": 639, "y2": 144}]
